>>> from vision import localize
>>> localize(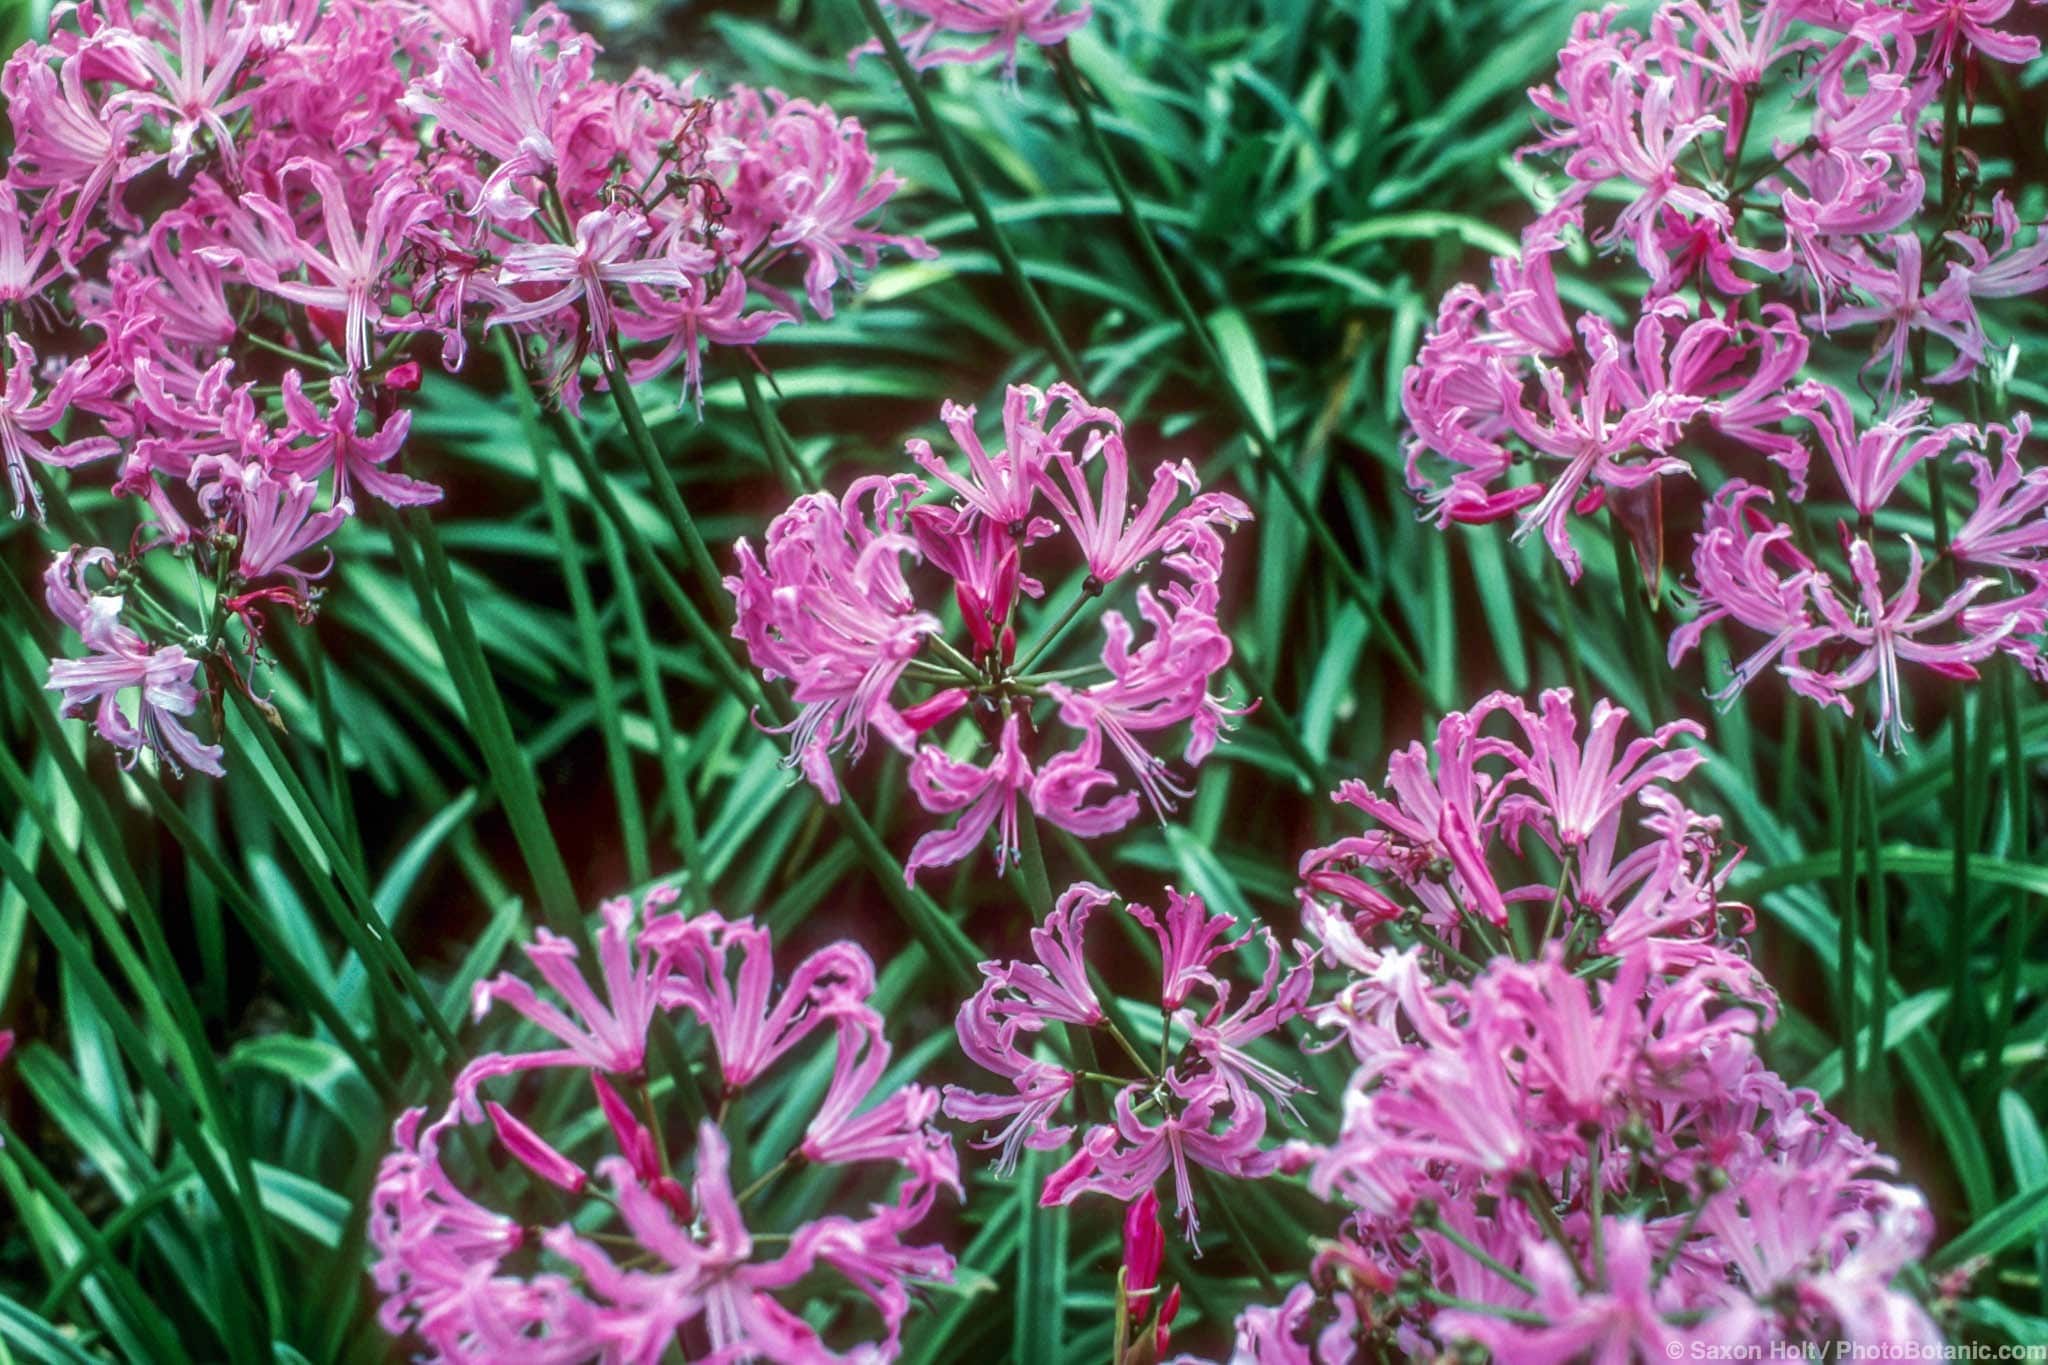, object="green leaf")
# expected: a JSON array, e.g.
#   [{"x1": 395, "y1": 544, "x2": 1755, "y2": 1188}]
[{"x1": 1932, "y1": 1180, "x2": 2048, "y2": 1272}]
